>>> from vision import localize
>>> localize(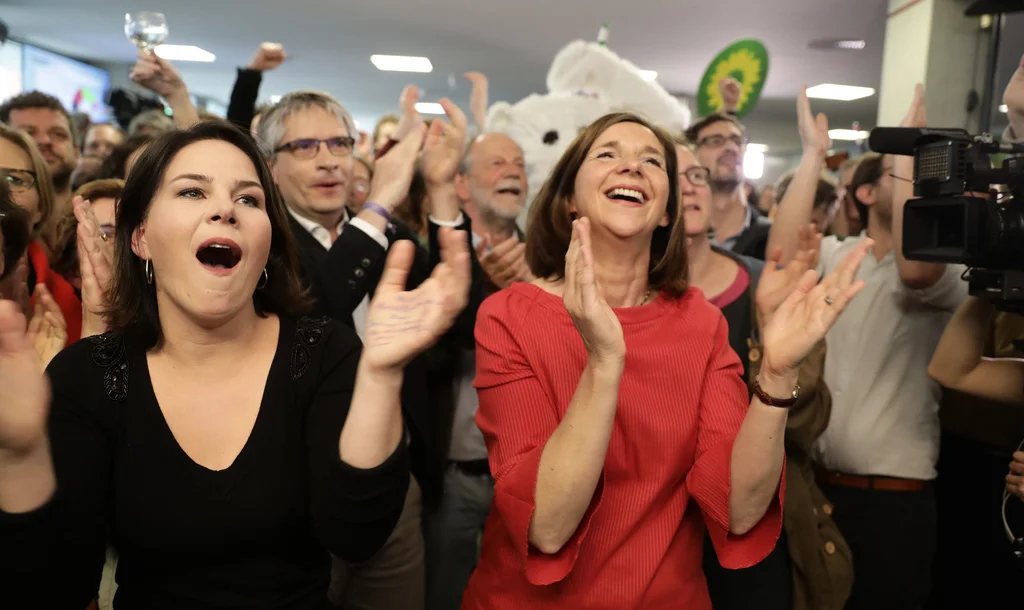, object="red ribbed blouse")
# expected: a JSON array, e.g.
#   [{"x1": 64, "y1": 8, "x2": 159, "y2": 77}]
[{"x1": 461, "y1": 283, "x2": 784, "y2": 610}]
